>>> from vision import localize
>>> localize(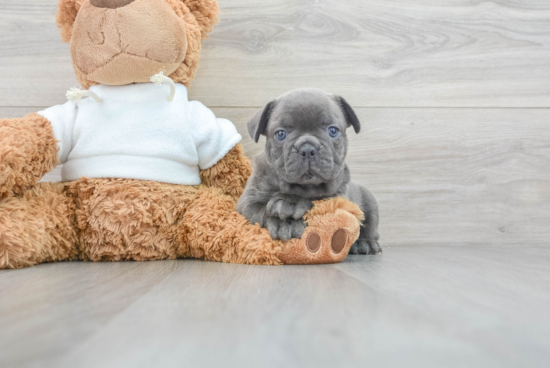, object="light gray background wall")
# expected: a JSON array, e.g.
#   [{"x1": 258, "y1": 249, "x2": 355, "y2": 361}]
[{"x1": 1, "y1": 0, "x2": 549, "y2": 247}]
